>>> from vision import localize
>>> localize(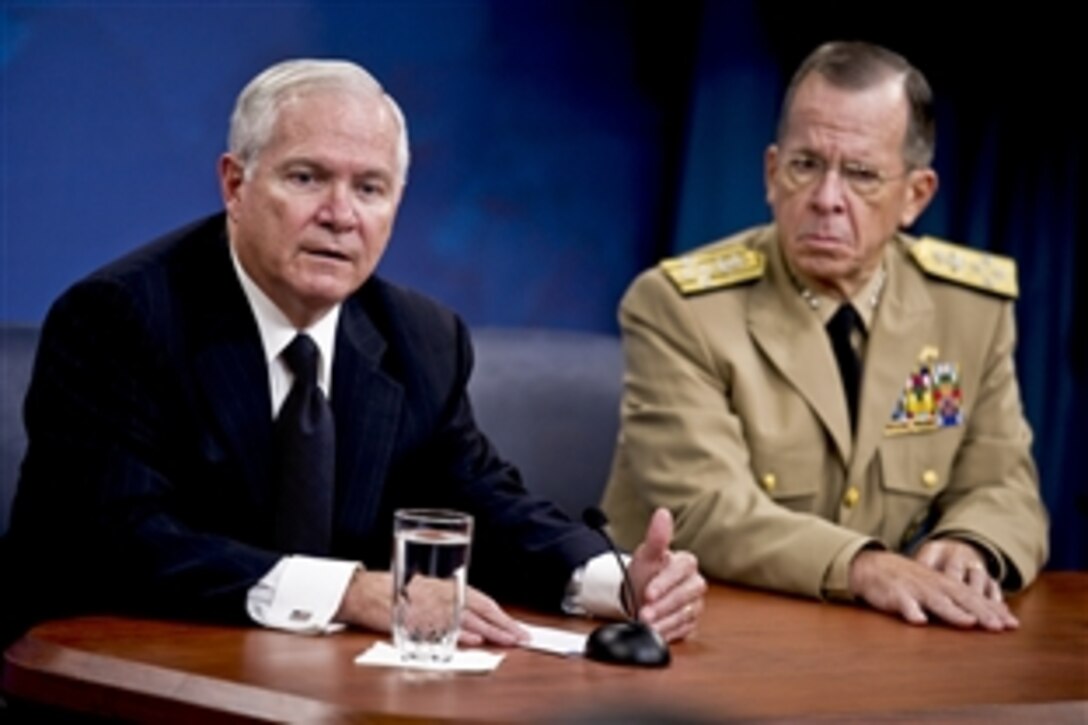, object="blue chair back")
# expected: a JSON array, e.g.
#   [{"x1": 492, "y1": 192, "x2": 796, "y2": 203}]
[
  {"x1": 1, "y1": 325, "x2": 39, "y2": 536},
  {"x1": 468, "y1": 327, "x2": 622, "y2": 520}
]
